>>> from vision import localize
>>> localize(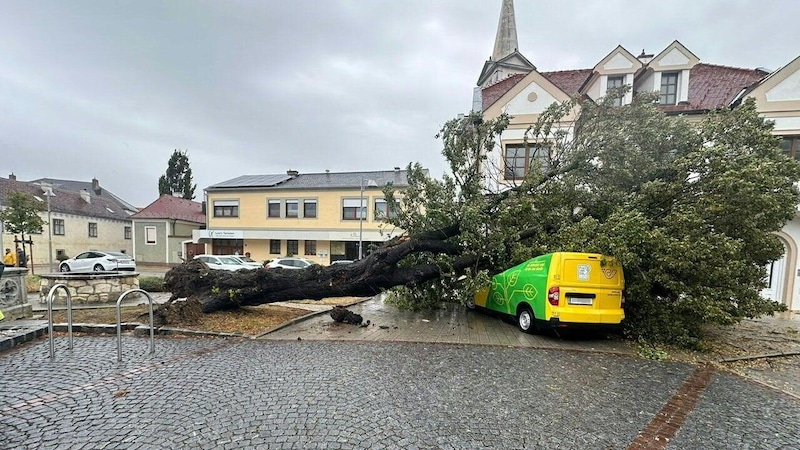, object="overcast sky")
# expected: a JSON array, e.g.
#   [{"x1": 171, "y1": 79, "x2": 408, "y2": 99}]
[{"x1": 2, "y1": 0, "x2": 799, "y2": 207}]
